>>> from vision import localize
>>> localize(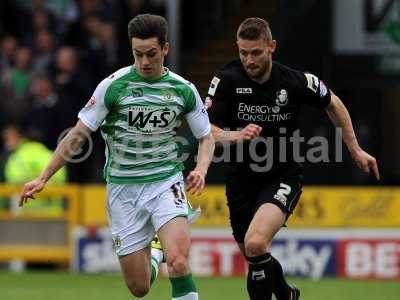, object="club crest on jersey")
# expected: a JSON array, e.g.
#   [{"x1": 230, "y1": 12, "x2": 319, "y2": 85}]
[
  {"x1": 113, "y1": 235, "x2": 121, "y2": 248},
  {"x1": 275, "y1": 89, "x2": 289, "y2": 106},
  {"x1": 163, "y1": 91, "x2": 174, "y2": 101},
  {"x1": 236, "y1": 88, "x2": 252, "y2": 94}
]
